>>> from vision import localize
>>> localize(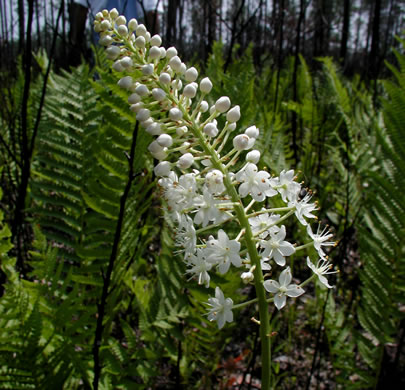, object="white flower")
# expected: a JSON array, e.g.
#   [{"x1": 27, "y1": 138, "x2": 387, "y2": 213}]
[
  {"x1": 236, "y1": 163, "x2": 277, "y2": 202},
  {"x1": 306, "y1": 257, "x2": 336, "y2": 288},
  {"x1": 289, "y1": 194, "x2": 317, "y2": 226},
  {"x1": 273, "y1": 170, "x2": 301, "y2": 203},
  {"x1": 206, "y1": 230, "x2": 242, "y2": 274},
  {"x1": 175, "y1": 215, "x2": 196, "y2": 255},
  {"x1": 259, "y1": 225, "x2": 295, "y2": 266},
  {"x1": 263, "y1": 267, "x2": 305, "y2": 310},
  {"x1": 307, "y1": 224, "x2": 335, "y2": 259},
  {"x1": 205, "y1": 169, "x2": 225, "y2": 195},
  {"x1": 249, "y1": 211, "x2": 280, "y2": 239},
  {"x1": 163, "y1": 173, "x2": 198, "y2": 211},
  {"x1": 185, "y1": 249, "x2": 212, "y2": 288},
  {"x1": 207, "y1": 287, "x2": 234, "y2": 329},
  {"x1": 193, "y1": 188, "x2": 227, "y2": 227}
]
